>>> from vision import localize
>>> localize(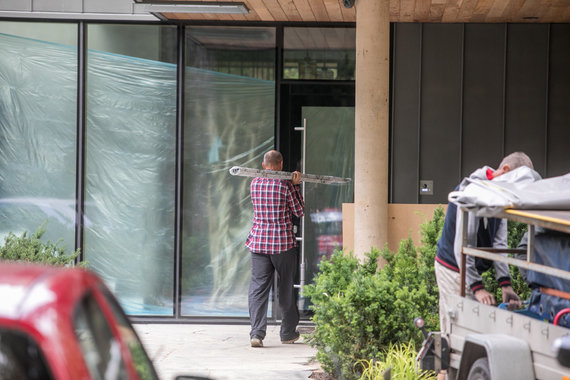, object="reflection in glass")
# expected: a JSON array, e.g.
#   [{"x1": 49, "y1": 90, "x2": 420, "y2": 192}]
[
  {"x1": 182, "y1": 26, "x2": 276, "y2": 316},
  {"x1": 85, "y1": 24, "x2": 177, "y2": 316},
  {"x1": 283, "y1": 27, "x2": 355, "y2": 80},
  {"x1": 0, "y1": 22, "x2": 77, "y2": 248},
  {"x1": 300, "y1": 107, "x2": 354, "y2": 315},
  {"x1": 186, "y1": 26, "x2": 275, "y2": 80}
]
